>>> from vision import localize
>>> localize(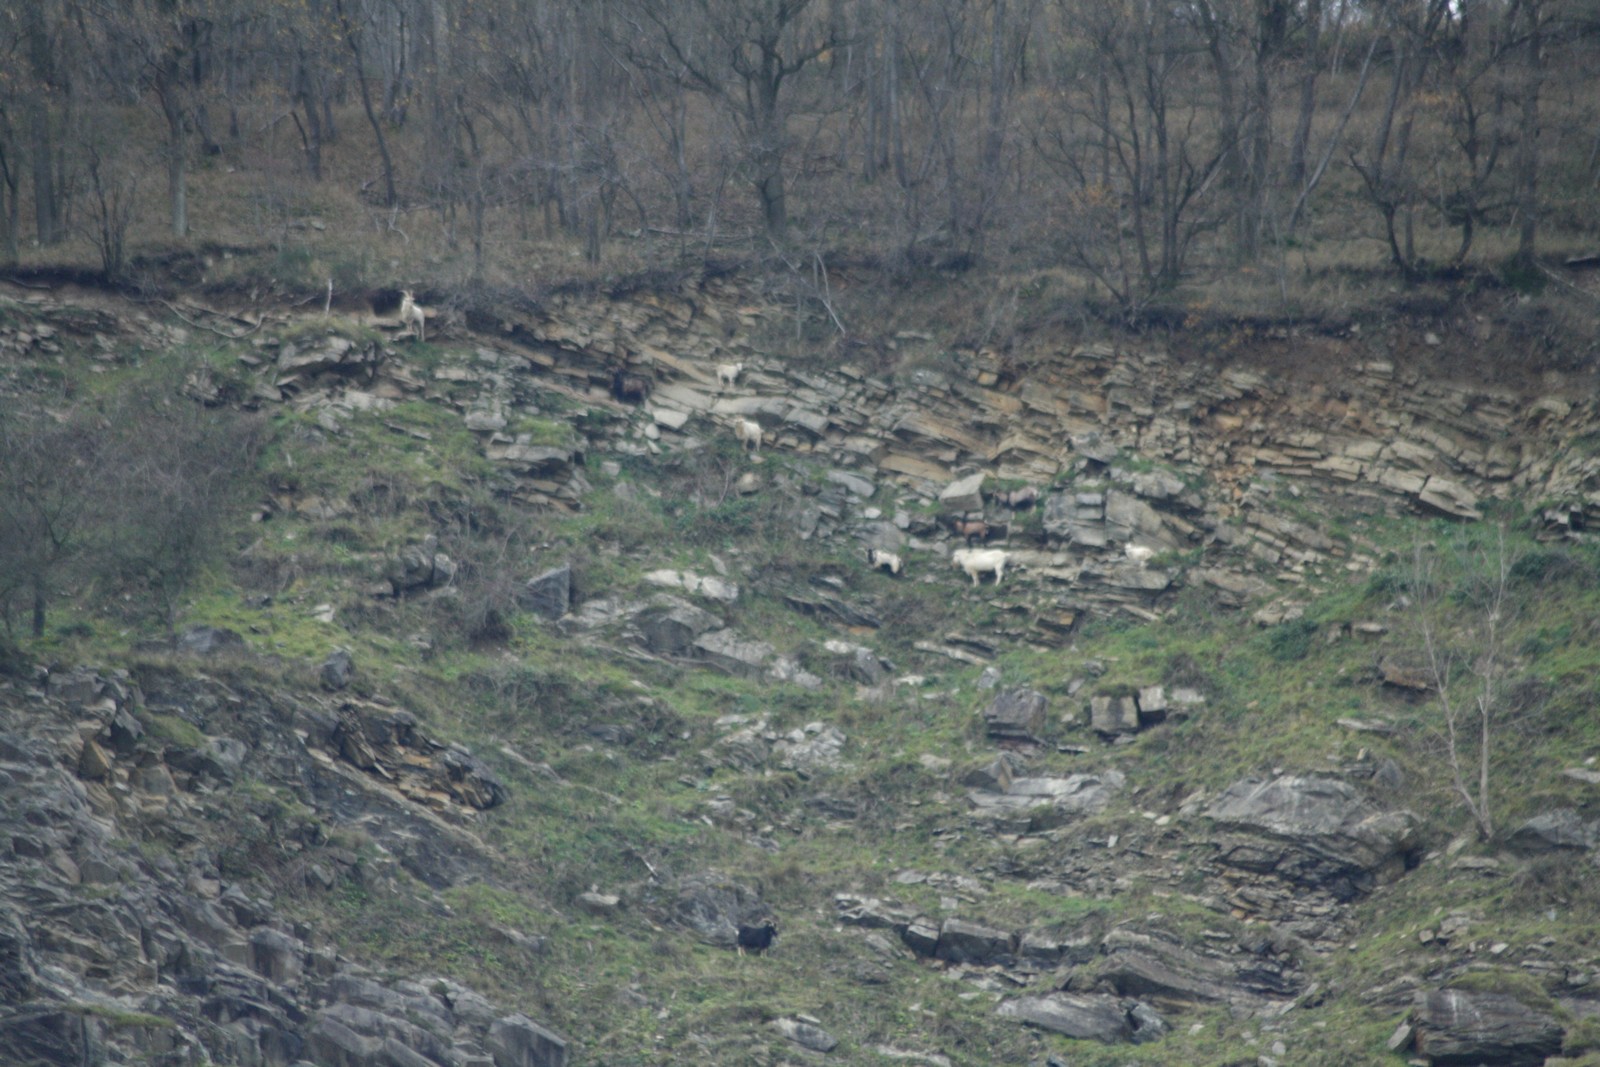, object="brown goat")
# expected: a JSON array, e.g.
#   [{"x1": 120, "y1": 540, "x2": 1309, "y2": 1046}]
[
  {"x1": 949, "y1": 518, "x2": 992, "y2": 545},
  {"x1": 611, "y1": 368, "x2": 652, "y2": 404}
]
